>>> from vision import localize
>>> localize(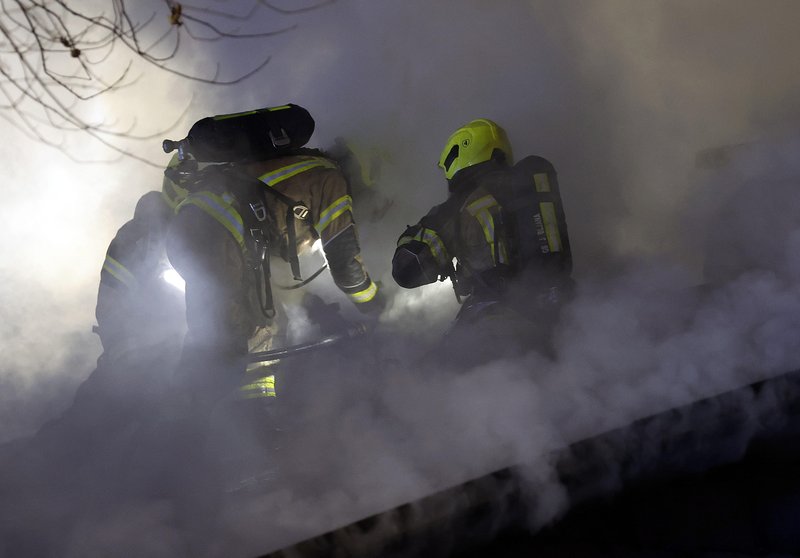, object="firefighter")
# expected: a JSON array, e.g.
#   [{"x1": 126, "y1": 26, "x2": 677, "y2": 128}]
[
  {"x1": 163, "y1": 104, "x2": 384, "y2": 410},
  {"x1": 94, "y1": 189, "x2": 185, "y2": 361},
  {"x1": 392, "y1": 119, "x2": 573, "y2": 361},
  {"x1": 160, "y1": 152, "x2": 191, "y2": 209},
  {"x1": 63, "y1": 189, "x2": 184, "y2": 437}
]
